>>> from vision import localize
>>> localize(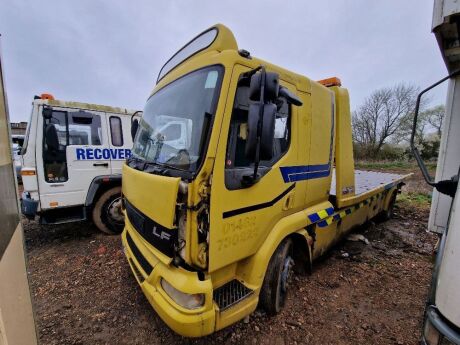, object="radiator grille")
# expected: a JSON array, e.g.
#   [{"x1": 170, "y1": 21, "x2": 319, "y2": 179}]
[
  {"x1": 213, "y1": 280, "x2": 253, "y2": 311},
  {"x1": 125, "y1": 200, "x2": 177, "y2": 258}
]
